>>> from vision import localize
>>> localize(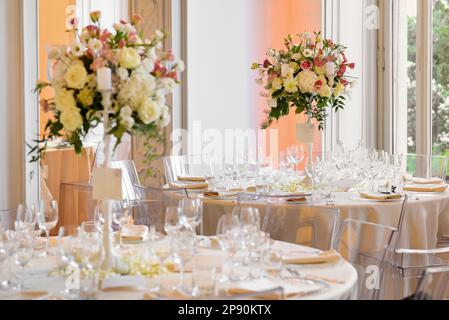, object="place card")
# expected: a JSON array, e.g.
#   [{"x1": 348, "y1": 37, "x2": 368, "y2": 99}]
[
  {"x1": 92, "y1": 167, "x2": 123, "y2": 200},
  {"x1": 296, "y1": 123, "x2": 314, "y2": 143}
]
